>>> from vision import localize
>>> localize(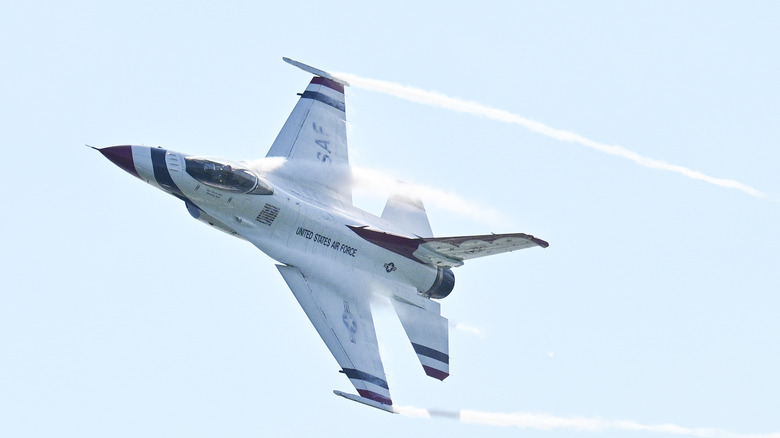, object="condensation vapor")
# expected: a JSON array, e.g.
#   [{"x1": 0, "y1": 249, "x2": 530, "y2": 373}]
[
  {"x1": 351, "y1": 165, "x2": 505, "y2": 226},
  {"x1": 449, "y1": 321, "x2": 485, "y2": 337},
  {"x1": 334, "y1": 73, "x2": 768, "y2": 199},
  {"x1": 249, "y1": 158, "x2": 504, "y2": 225},
  {"x1": 392, "y1": 407, "x2": 780, "y2": 438}
]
